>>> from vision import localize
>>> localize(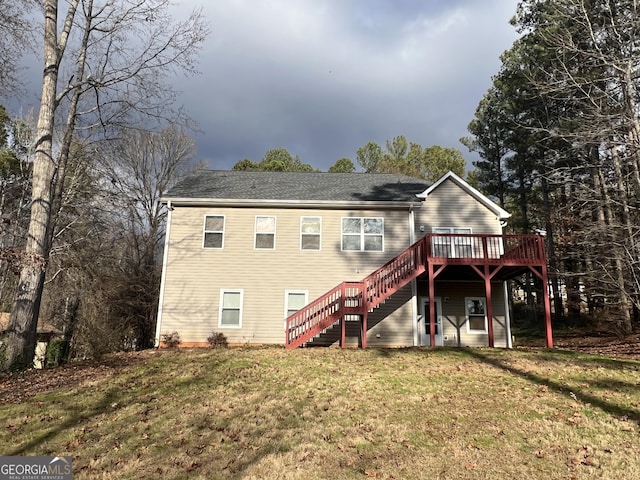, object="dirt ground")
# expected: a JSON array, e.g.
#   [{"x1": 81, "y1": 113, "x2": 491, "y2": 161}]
[{"x1": 1, "y1": 335, "x2": 638, "y2": 406}]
